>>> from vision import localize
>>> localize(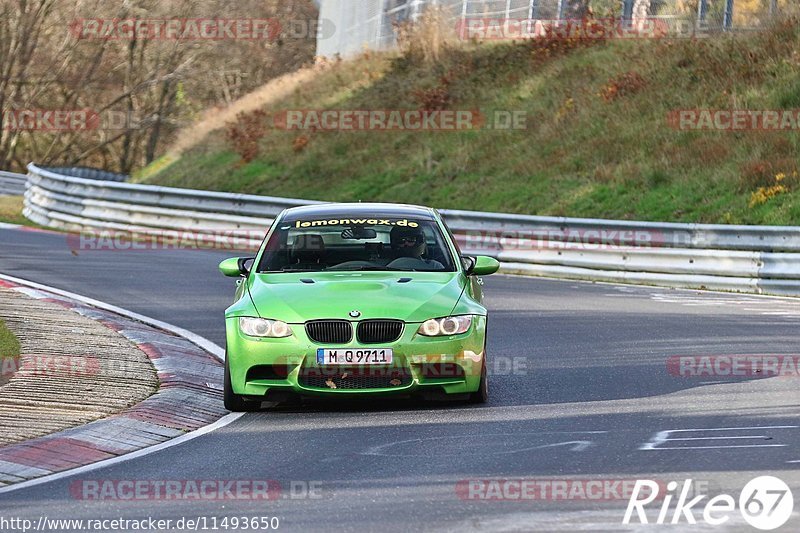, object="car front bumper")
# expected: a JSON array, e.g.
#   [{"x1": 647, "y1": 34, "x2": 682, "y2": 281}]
[{"x1": 225, "y1": 316, "x2": 487, "y2": 398}]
